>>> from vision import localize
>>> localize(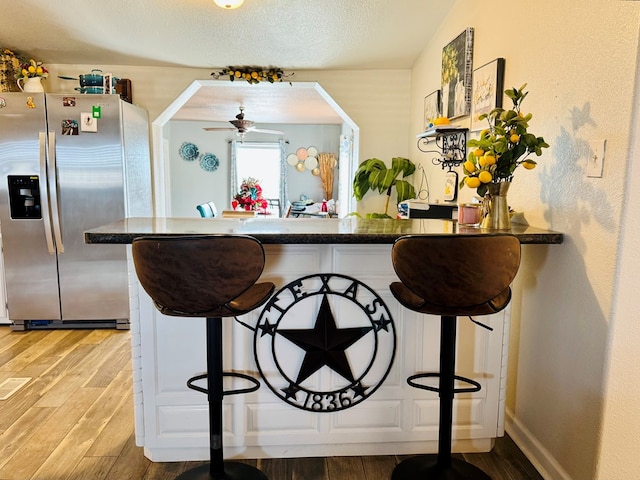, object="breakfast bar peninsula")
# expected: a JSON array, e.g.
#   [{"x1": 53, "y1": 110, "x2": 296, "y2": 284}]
[{"x1": 85, "y1": 217, "x2": 562, "y2": 462}]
